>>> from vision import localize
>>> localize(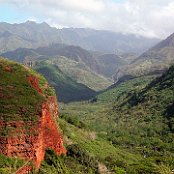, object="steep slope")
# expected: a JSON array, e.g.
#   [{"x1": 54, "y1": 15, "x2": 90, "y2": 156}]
[
  {"x1": 96, "y1": 75, "x2": 156, "y2": 103},
  {"x1": 1, "y1": 45, "x2": 113, "y2": 90},
  {"x1": 96, "y1": 53, "x2": 126, "y2": 78},
  {"x1": 0, "y1": 58, "x2": 66, "y2": 173},
  {"x1": 35, "y1": 44, "x2": 100, "y2": 72},
  {"x1": 115, "y1": 32, "x2": 174, "y2": 81},
  {"x1": 2, "y1": 62, "x2": 173, "y2": 174},
  {"x1": 34, "y1": 61, "x2": 96, "y2": 103},
  {"x1": 127, "y1": 65, "x2": 174, "y2": 131},
  {"x1": 1, "y1": 44, "x2": 100, "y2": 74},
  {"x1": 0, "y1": 21, "x2": 159, "y2": 54},
  {"x1": 105, "y1": 65, "x2": 174, "y2": 156},
  {"x1": 47, "y1": 56, "x2": 112, "y2": 91},
  {"x1": 57, "y1": 28, "x2": 159, "y2": 54},
  {"x1": 0, "y1": 47, "x2": 41, "y2": 63},
  {"x1": 99, "y1": 65, "x2": 174, "y2": 148},
  {"x1": 60, "y1": 66, "x2": 174, "y2": 173},
  {"x1": 0, "y1": 21, "x2": 61, "y2": 53}
]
